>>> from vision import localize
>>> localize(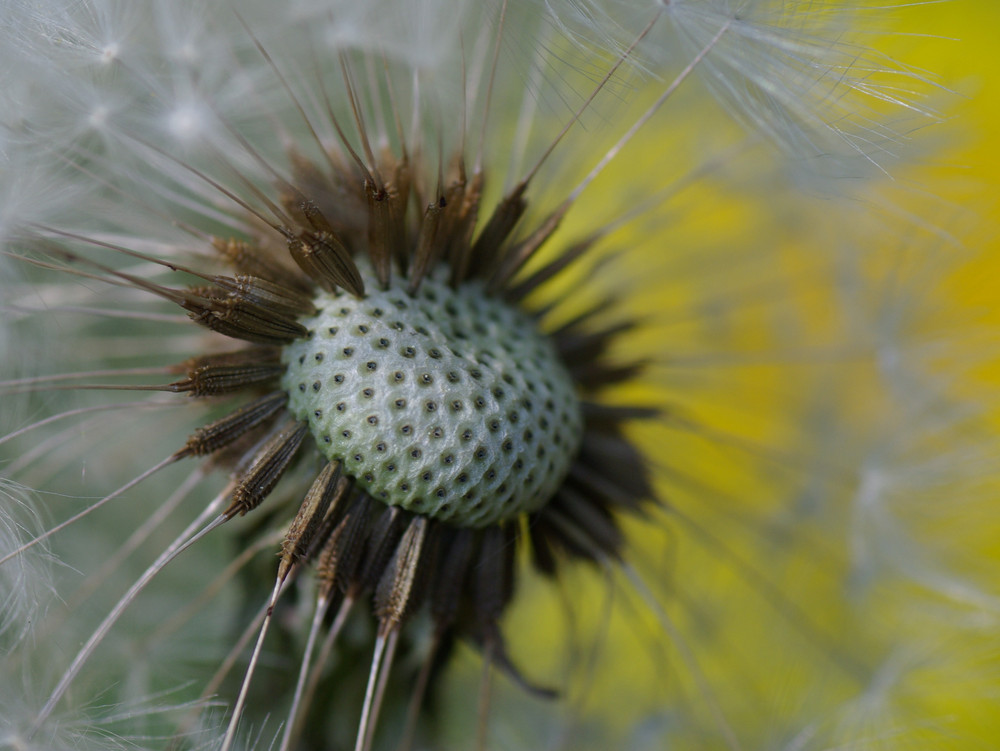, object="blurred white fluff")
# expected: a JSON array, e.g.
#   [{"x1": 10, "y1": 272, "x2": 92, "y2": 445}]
[
  {"x1": 0, "y1": 480, "x2": 53, "y2": 650},
  {"x1": 660, "y1": 0, "x2": 937, "y2": 172},
  {"x1": 0, "y1": 0, "x2": 938, "y2": 209},
  {"x1": 539, "y1": 0, "x2": 939, "y2": 178}
]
